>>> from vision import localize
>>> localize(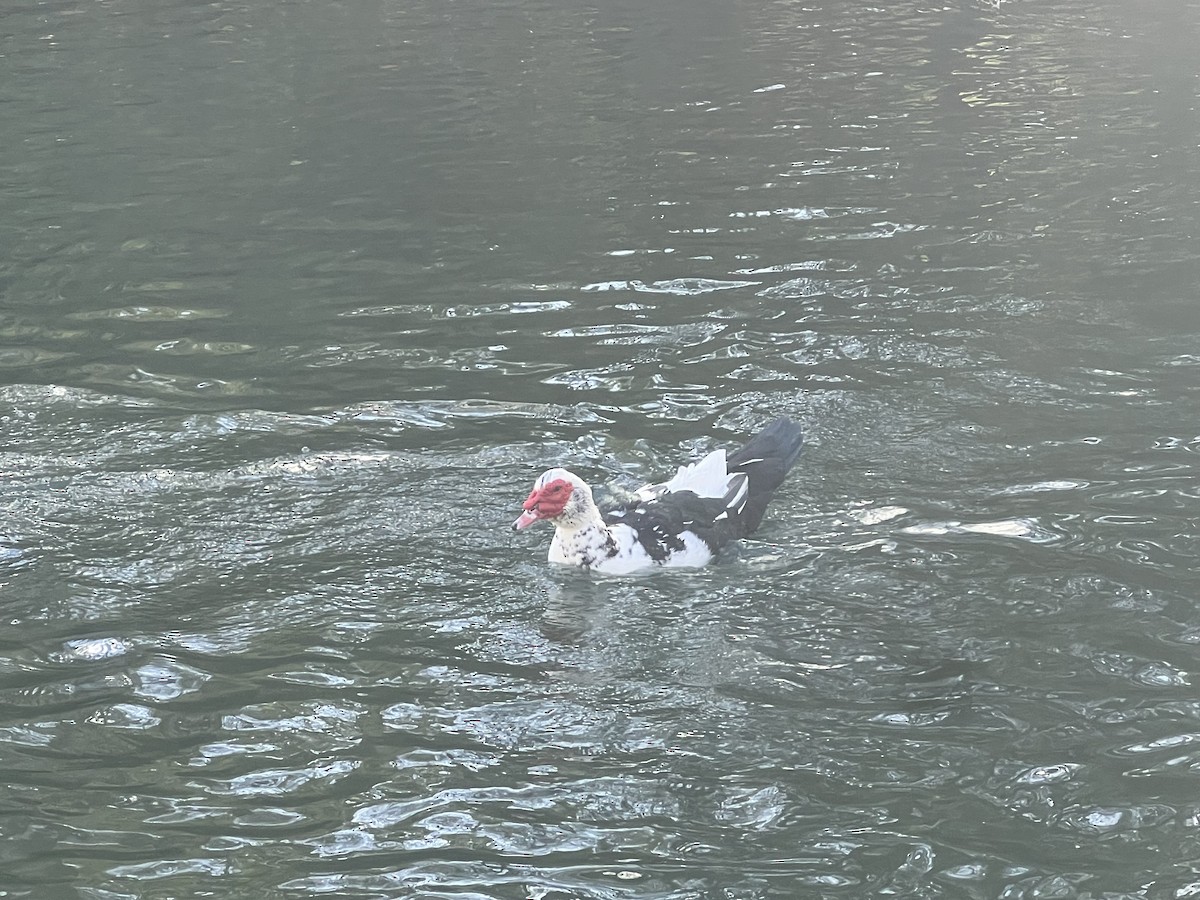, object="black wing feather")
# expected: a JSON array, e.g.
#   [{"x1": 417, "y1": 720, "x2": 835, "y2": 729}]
[
  {"x1": 601, "y1": 417, "x2": 804, "y2": 561},
  {"x1": 603, "y1": 491, "x2": 732, "y2": 561},
  {"x1": 724, "y1": 417, "x2": 804, "y2": 535}
]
